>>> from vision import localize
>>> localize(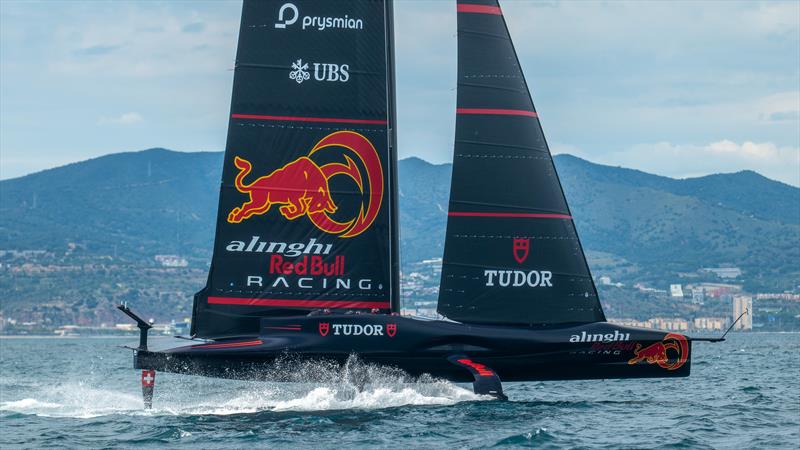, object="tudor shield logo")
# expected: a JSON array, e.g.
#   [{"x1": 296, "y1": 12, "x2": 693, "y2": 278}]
[
  {"x1": 513, "y1": 238, "x2": 530, "y2": 264},
  {"x1": 387, "y1": 323, "x2": 397, "y2": 337},
  {"x1": 318, "y1": 322, "x2": 330, "y2": 336}
]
